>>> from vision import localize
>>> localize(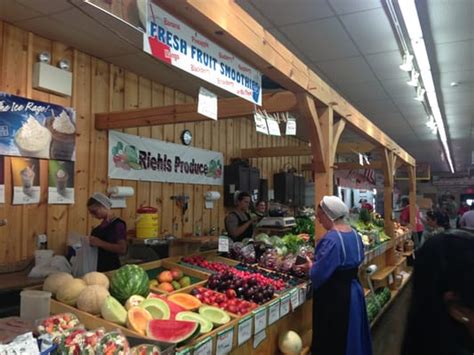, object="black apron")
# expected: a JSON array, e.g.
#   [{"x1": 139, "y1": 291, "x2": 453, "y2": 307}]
[
  {"x1": 228, "y1": 211, "x2": 253, "y2": 242},
  {"x1": 91, "y1": 218, "x2": 126, "y2": 272},
  {"x1": 312, "y1": 229, "x2": 360, "y2": 355}
]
